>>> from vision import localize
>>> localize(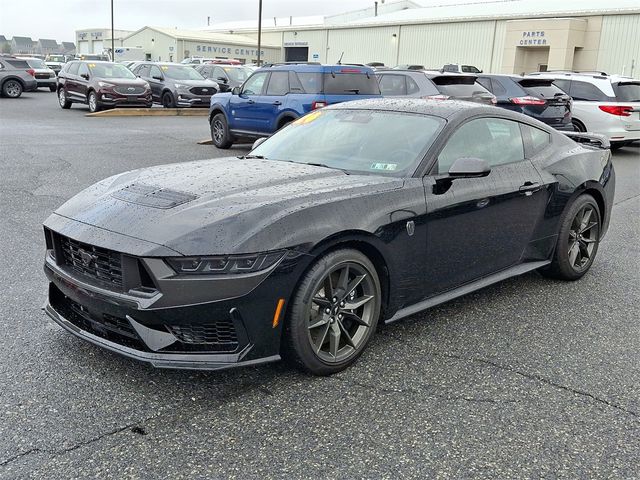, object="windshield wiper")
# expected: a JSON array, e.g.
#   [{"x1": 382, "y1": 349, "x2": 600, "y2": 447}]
[
  {"x1": 344, "y1": 89, "x2": 360, "y2": 94},
  {"x1": 306, "y1": 162, "x2": 350, "y2": 174},
  {"x1": 238, "y1": 154, "x2": 266, "y2": 159}
]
